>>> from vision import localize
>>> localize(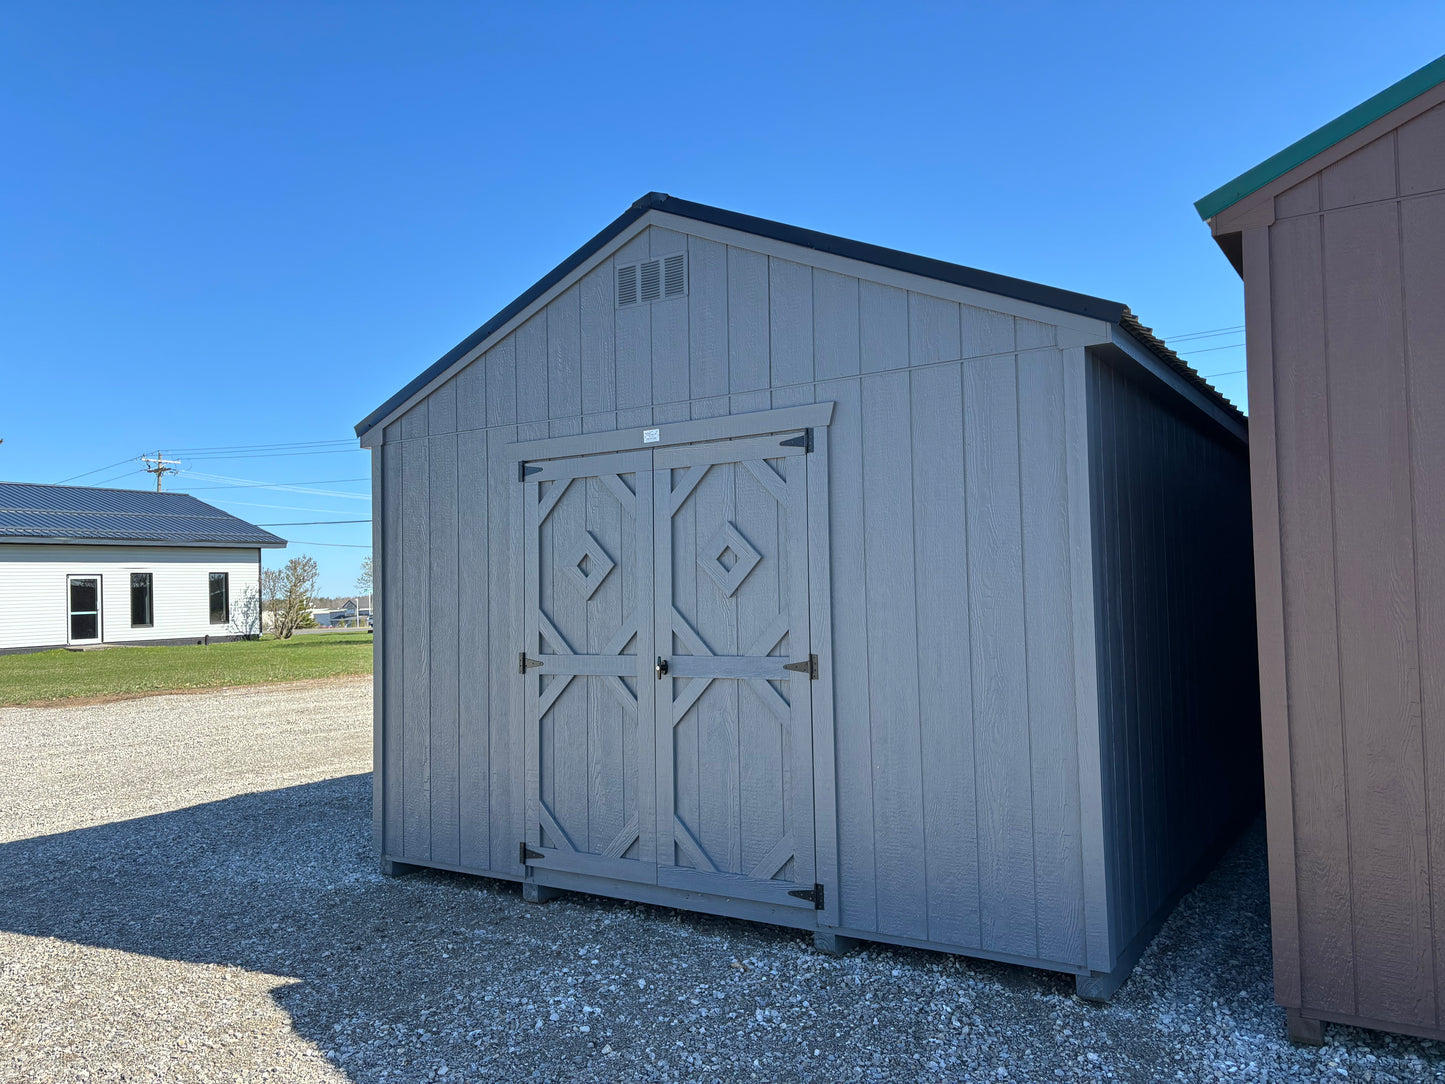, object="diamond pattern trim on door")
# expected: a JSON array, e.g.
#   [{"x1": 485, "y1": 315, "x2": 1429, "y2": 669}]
[
  {"x1": 653, "y1": 444, "x2": 816, "y2": 910},
  {"x1": 522, "y1": 449, "x2": 656, "y2": 884}
]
